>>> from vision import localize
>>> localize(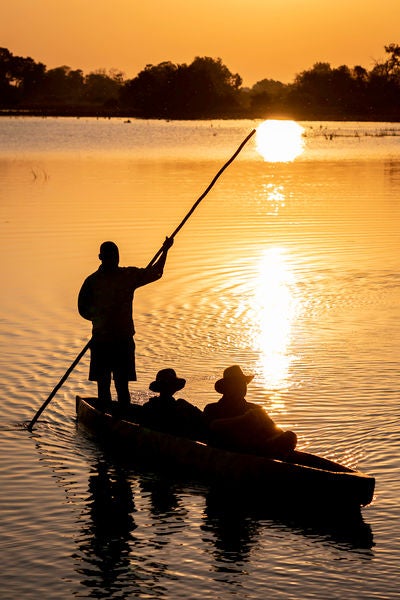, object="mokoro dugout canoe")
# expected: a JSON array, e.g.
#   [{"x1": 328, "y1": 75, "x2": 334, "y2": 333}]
[{"x1": 76, "y1": 396, "x2": 375, "y2": 509}]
